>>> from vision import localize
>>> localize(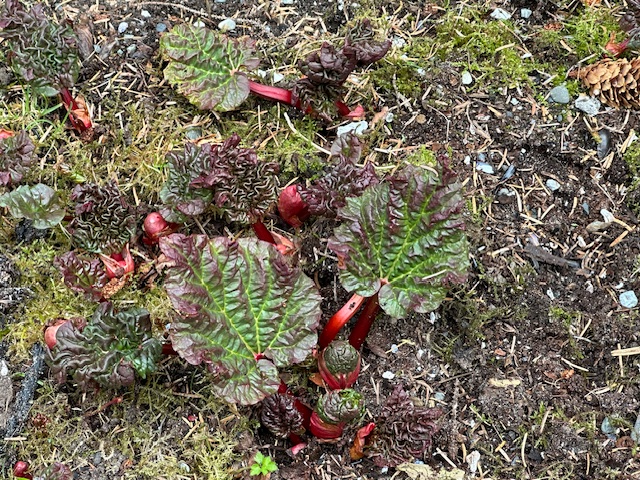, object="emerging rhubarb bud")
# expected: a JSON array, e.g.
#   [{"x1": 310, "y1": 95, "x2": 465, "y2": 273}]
[
  {"x1": 99, "y1": 243, "x2": 134, "y2": 279},
  {"x1": 310, "y1": 389, "x2": 364, "y2": 439},
  {"x1": 278, "y1": 184, "x2": 310, "y2": 228},
  {"x1": 44, "y1": 319, "x2": 69, "y2": 349},
  {"x1": 318, "y1": 340, "x2": 361, "y2": 390},
  {"x1": 261, "y1": 393, "x2": 305, "y2": 439},
  {"x1": 13, "y1": 461, "x2": 32, "y2": 479},
  {"x1": 143, "y1": 211, "x2": 178, "y2": 244}
]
